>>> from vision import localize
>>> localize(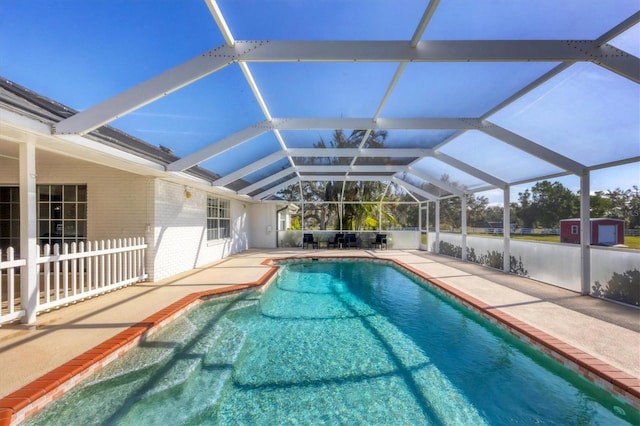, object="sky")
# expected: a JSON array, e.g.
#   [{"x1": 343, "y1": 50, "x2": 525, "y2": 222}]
[{"x1": 0, "y1": 0, "x2": 638, "y2": 203}]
